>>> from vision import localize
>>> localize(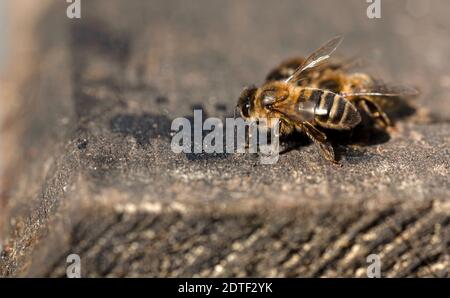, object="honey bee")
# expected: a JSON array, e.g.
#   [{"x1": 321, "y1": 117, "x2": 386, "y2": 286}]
[{"x1": 236, "y1": 36, "x2": 418, "y2": 162}]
